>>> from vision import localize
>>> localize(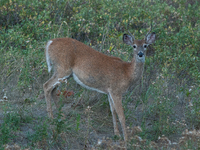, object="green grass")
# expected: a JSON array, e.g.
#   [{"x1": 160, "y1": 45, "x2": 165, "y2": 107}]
[{"x1": 0, "y1": 0, "x2": 200, "y2": 149}]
